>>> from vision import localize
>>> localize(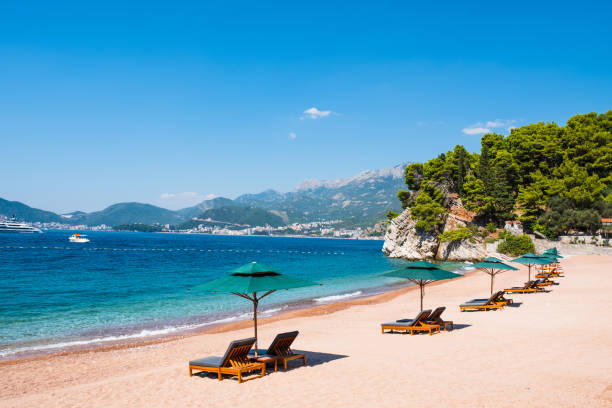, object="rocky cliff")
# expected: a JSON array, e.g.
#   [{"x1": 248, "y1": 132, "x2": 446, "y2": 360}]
[
  {"x1": 382, "y1": 199, "x2": 486, "y2": 261},
  {"x1": 382, "y1": 209, "x2": 438, "y2": 259}
]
